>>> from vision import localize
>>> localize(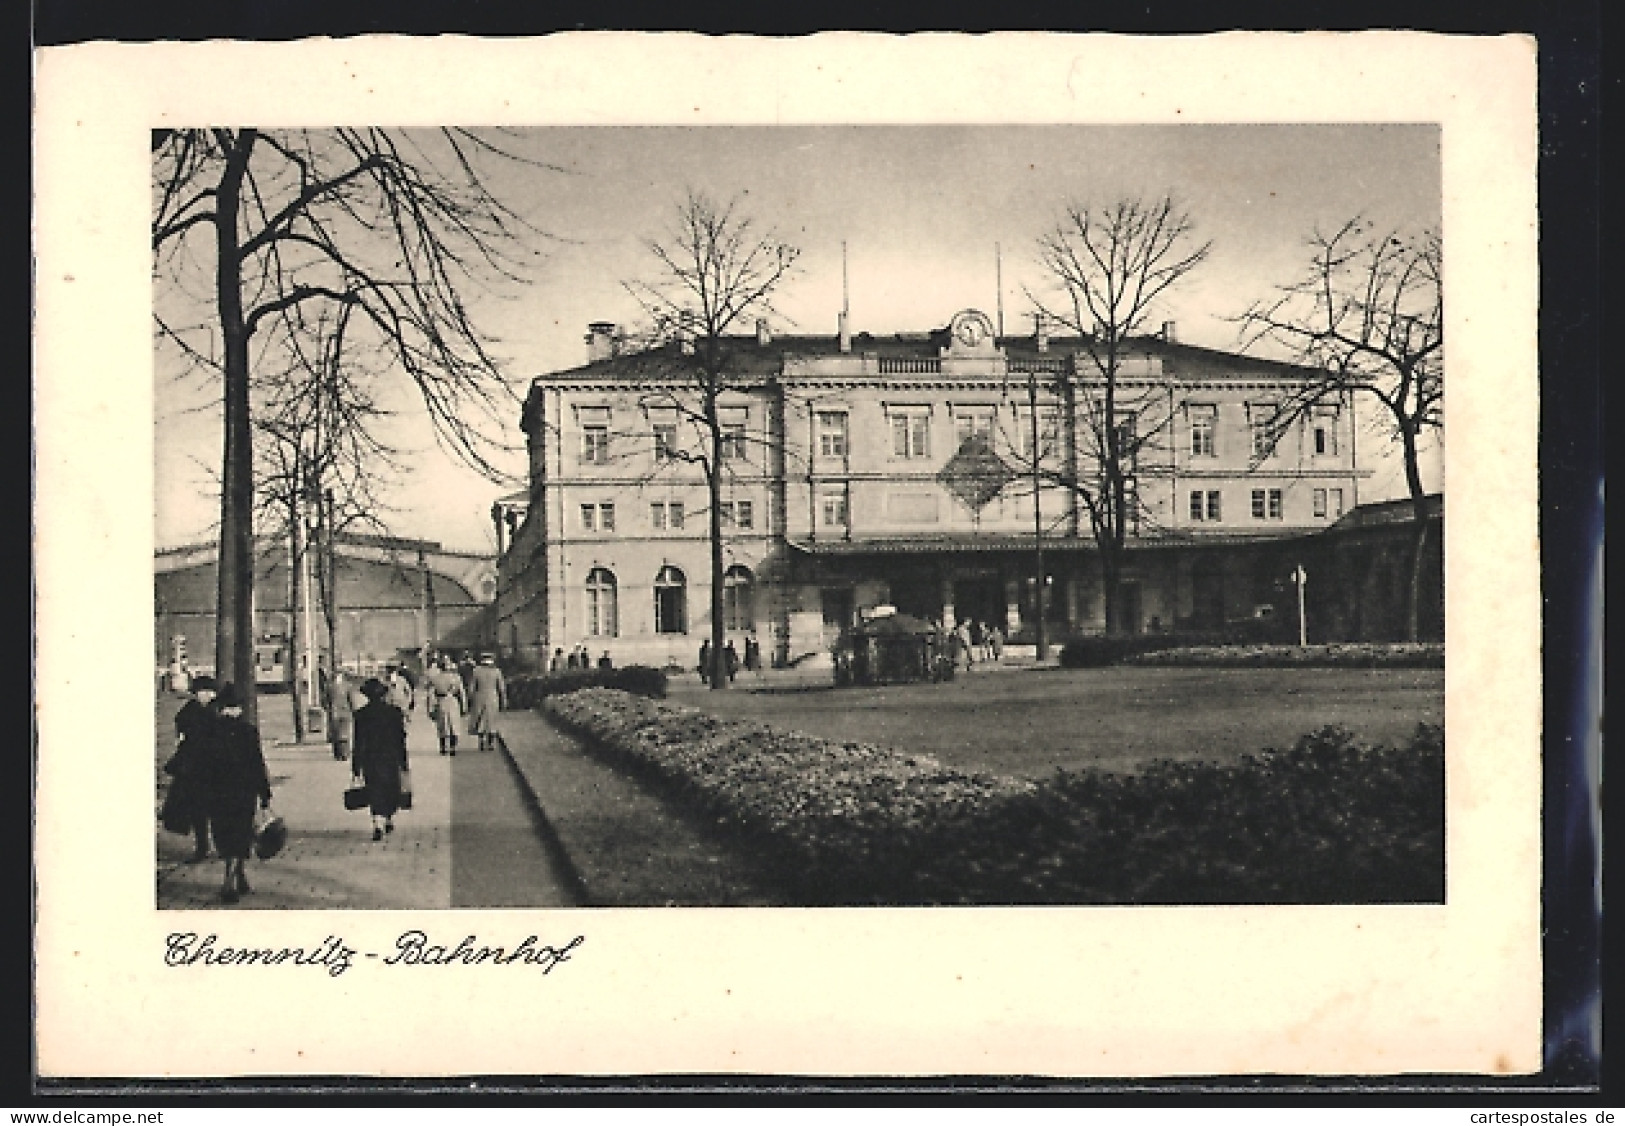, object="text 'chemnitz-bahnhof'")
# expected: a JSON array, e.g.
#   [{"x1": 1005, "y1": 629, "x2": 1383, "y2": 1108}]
[{"x1": 494, "y1": 308, "x2": 1379, "y2": 669}]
